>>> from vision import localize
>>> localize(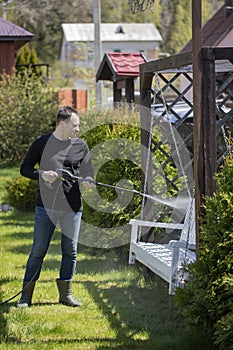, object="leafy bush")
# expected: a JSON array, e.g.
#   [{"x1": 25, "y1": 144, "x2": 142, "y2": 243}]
[
  {"x1": 175, "y1": 151, "x2": 233, "y2": 350},
  {"x1": 6, "y1": 177, "x2": 38, "y2": 211},
  {"x1": 79, "y1": 106, "x2": 185, "y2": 247},
  {"x1": 0, "y1": 71, "x2": 58, "y2": 163}
]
